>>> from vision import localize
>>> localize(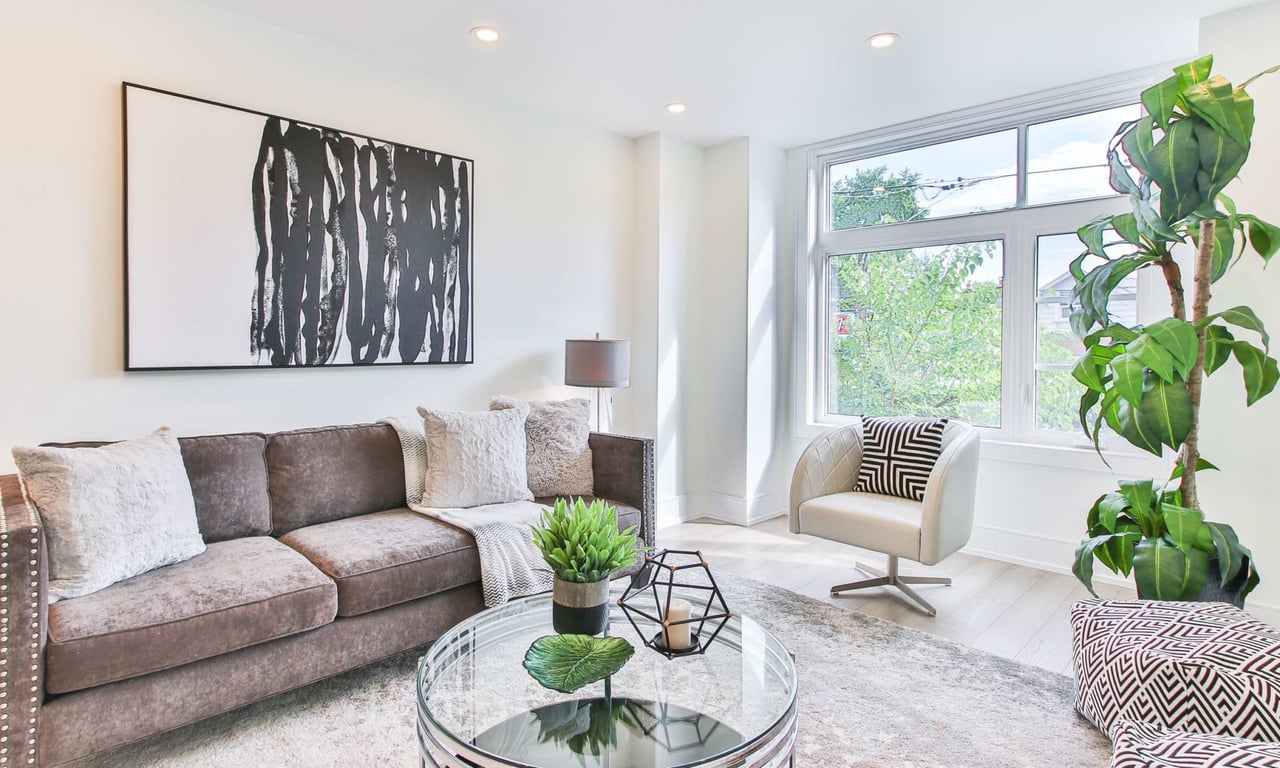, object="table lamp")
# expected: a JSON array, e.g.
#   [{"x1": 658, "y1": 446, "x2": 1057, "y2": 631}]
[{"x1": 565, "y1": 334, "x2": 630, "y2": 432}]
